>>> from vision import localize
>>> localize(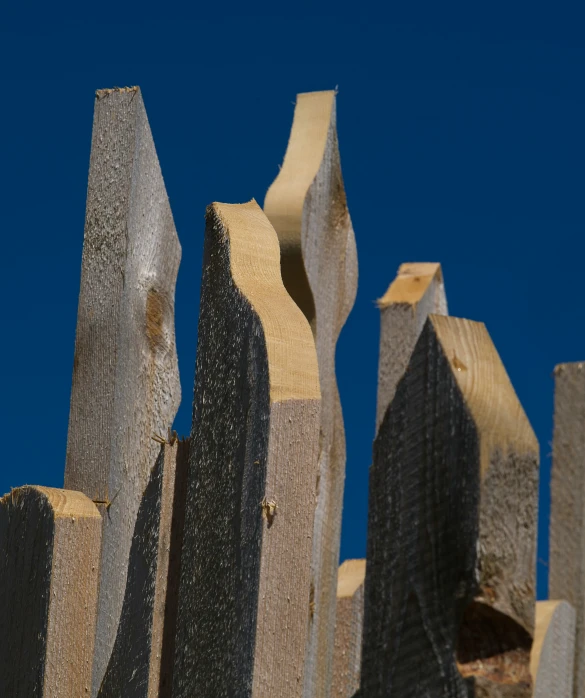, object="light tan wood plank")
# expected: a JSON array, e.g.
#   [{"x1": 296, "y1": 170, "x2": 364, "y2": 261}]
[
  {"x1": 332, "y1": 559, "x2": 365, "y2": 697},
  {"x1": 265, "y1": 89, "x2": 358, "y2": 698},
  {"x1": 172, "y1": 200, "x2": 320, "y2": 697},
  {"x1": 64, "y1": 86, "x2": 181, "y2": 696},
  {"x1": 550, "y1": 361, "x2": 585, "y2": 698},
  {"x1": 530, "y1": 600, "x2": 575, "y2": 698},
  {"x1": 376, "y1": 262, "x2": 447, "y2": 432},
  {"x1": 361, "y1": 315, "x2": 539, "y2": 697},
  {"x1": 0, "y1": 486, "x2": 101, "y2": 697}
]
